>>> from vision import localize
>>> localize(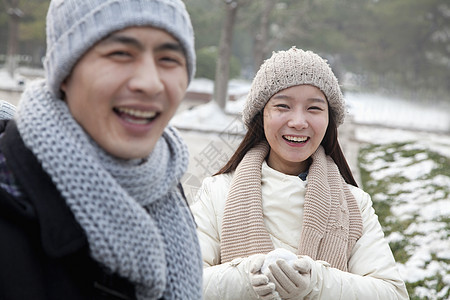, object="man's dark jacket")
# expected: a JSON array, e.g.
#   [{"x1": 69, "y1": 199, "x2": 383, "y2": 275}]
[{"x1": 0, "y1": 120, "x2": 135, "y2": 300}]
